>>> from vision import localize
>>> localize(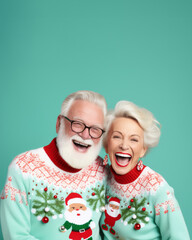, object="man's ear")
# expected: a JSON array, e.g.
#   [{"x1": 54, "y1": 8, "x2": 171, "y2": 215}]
[{"x1": 56, "y1": 115, "x2": 61, "y2": 133}]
